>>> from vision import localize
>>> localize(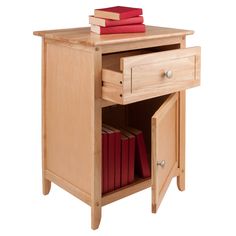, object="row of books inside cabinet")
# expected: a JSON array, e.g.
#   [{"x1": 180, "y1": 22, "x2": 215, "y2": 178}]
[{"x1": 102, "y1": 124, "x2": 150, "y2": 194}]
